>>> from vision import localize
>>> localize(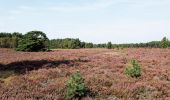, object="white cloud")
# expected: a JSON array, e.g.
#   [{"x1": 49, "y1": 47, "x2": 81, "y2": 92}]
[
  {"x1": 47, "y1": 0, "x2": 115, "y2": 12},
  {"x1": 8, "y1": 0, "x2": 116, "y2": 14},
  {"x1": 8, "y1": 16, "x2": 16, "y2": 20},
  {"x1": 18, "y1": 6, "x2": 35, "y2": 11},
  {"x1": 9, "y1": 10, "x2": 22, "y2": 14},
  {"x1": 8, "y1": 0, "x2": 170, "y2": 14},
  {"x1": 121, "y1": 0, "x2": 170, "y2": 8}
]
